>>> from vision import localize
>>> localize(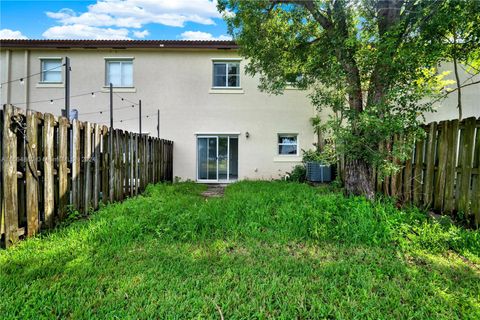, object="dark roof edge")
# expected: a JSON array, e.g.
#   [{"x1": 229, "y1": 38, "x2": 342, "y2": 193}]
[{"x1": 0, "y1": 39, "x2": 239, "y2": 50}]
